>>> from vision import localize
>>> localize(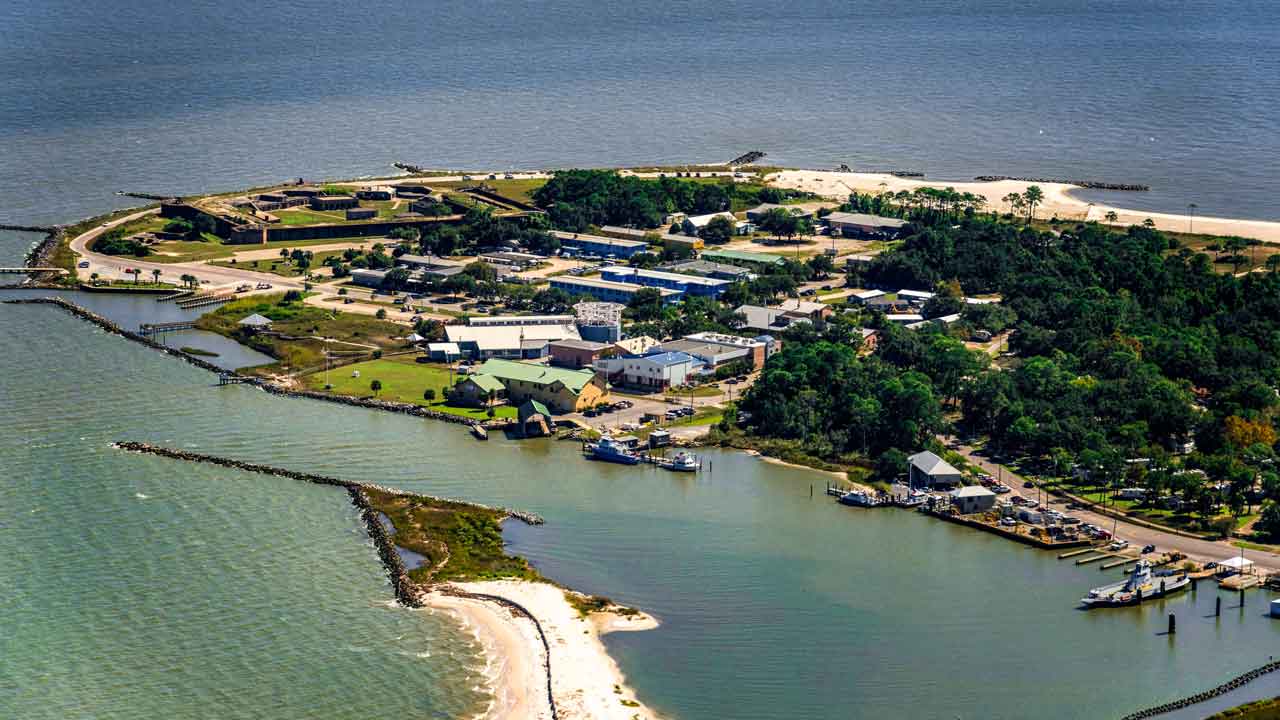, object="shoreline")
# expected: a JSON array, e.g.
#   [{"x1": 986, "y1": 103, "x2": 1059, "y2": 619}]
[
  {"x1": 766, "y1": 169, "x2": 1280, "y2": 243},
  {"x1": 425, "y1": 580, "x2": 661, "y2": 720}
]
